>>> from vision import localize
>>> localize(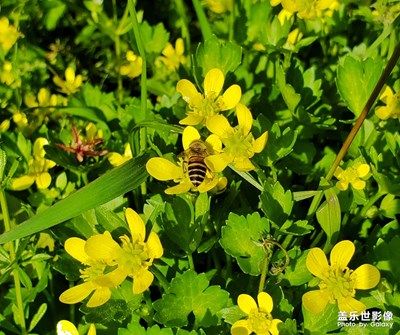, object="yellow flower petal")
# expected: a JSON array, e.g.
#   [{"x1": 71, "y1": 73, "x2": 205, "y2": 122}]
[
  {"x1": 269, "y1": 319, "x2": 282, "y2": 335},
  {"x1": 337, "y1": 296, "x2": 366, "y2": 314},
  {"x1": 88, "y1": 324, "x2": 96, "y2": 335},
  {"x1": 147, "y1": 231, "x2": 163, "y2": 259},
  {"x1": 179, "y1": 113, "x2": 204, "y2": 126},
  {"x1": 236, "y1": 104, "x2": 253, "y2": 135},
  {"x1": 257, "y1": 292, "x2": 273, "y2": 314},
  {"x1": 302, "y1": 289, "x2": 330, "y2": 314},
  {"x1": 237, "y1": 294, "x2": 257, "y2": 315},
  {"x1": 356, "y1": 164, "x2": 370, "y2": 178},
  {"x1": 205, "y1": 153, "x2": 231, "y2": 173},
  {"x1": 375, "y1": 106, "x2": 391, "y2": 120},
  {"x1": 59, "y1": 282, "x2": 95, "y2": 304},
  {"x1": 85, "y1": 232, "x2": 120, "y2": 260},
  {"x1": 204, "y1": 68, "x2": 224, "y2": 96},
  {"x1": 177, "y1": 79, "x2": 200, "y2": 103},
  {"x1": 231, "y1": 319, "x2": 251, "y2": 335},
  {"x1": 64, "y1": 237, "x2": 89, "y2": 263},
  {"x1": 306, "y1": 248, "x2": 329, "y2": 279},
  {"x1": 56, "y1": 320, "x2": 79, "y2": 335},
  {"x1": 197, "y1": 177, "x2": 219, "y2": 193},
  {"x1": 36, "y1": 172, "x2": 52, "y2": 189},
  {"x1": 206, "y1": 115, "x2": 233, "y2": 138},
  {"x1": 65, "y1": 67, "x2": 76, "y2": 84},
  {"x1": 351, "y1": 179, "x2": 366, "y2": 190},
  {"x1": 205, "y1": 134, "x2": 222, "y2": 152},
  {"x1": 233, "y1": 157, "x2": 255, "y2": 171},
  {"x1": 336, "y1": 180, "x2": 349, "y2": 191},
  {"x1": 125, "y1": 208, "x2": 146, "y2": 242},
  {"x1": 86, "y1": 286, "x2": 112, "y2": 307},
  {"x1": 108, "y1": 152, "x2": 124, "y2": 166},
  {"x1": 182, "y1": 126, "x2": 201, "y2": 150},
  {"x1": 221, "y1": 84, "x2": 241, "y2": 110},
  {"x1": 133, "y1": 268, "x2": 154, "y2": 294},
  {"x1": 11, "y1": 175, "x2": 35, "y2": 190},
  {"x1": 379, "y1": 86, "x2": 393, "y2": 102},
  {"x1": 164, "y1": 180, "x2": 192, "y2": 194},
  {"x1": 33, "y1": 138, "x2": 48, "y2": 157},
  {"x1": 330, "y1": 240, "x2": 354, "y2": 269},
  {"x1": 253, "y1": 132, "x2": 268, "y2": 153},
  {"x1": 351, "y1": 264, "x2": 380, "y2": 290},
  {"x1": 146, "y1": 157, "x2": 183, "y2": 180}
]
